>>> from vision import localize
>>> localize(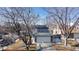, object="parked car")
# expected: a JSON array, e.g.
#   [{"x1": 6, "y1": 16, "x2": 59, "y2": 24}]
[{"x1": 0, "y1": 38, "x2": 14, "y2": 47}]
